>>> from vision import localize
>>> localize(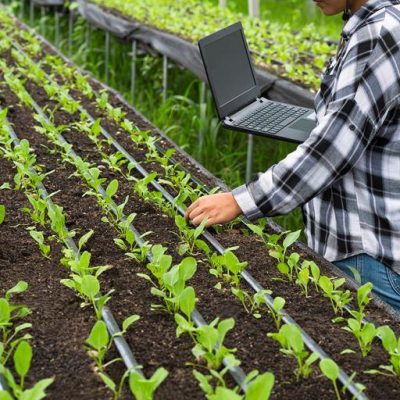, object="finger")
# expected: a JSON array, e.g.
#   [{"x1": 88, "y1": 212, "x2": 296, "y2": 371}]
[
  {"x1": 185, "y1": 199, "x2": 201, "y2": 219},
  {"x1": 205, "y1": 217, "x2": 216, "y2": 228},
  {"x1": 192, "y1": 213, "x2": 209, "y2": 226},
  {"x1": 188, "y1": 206, "x2": 206, "y2": 222}
]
